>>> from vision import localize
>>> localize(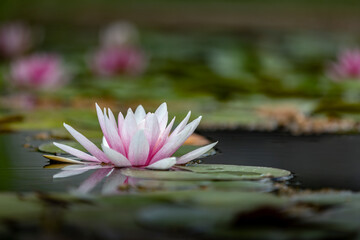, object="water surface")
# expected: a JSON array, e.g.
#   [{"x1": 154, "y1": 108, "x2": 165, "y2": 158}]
[{"x1": 0, "y1": 130, "x2": 360, "y2": 192}]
